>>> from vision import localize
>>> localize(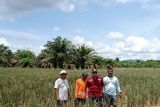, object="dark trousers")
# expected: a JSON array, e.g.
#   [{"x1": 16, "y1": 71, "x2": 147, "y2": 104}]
[
  {"x1": 104, "y1": 94, "x2": 117, "y2": 107},
  {"x1": 56, "y1": 100, "x2": 67, "y2": 107},
  {"x1": 74, "y1": 98, "x2": 86, "y2": 107},
  {"x1": 89, "y1": 96, "x2": 103, "y2": 107}
]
